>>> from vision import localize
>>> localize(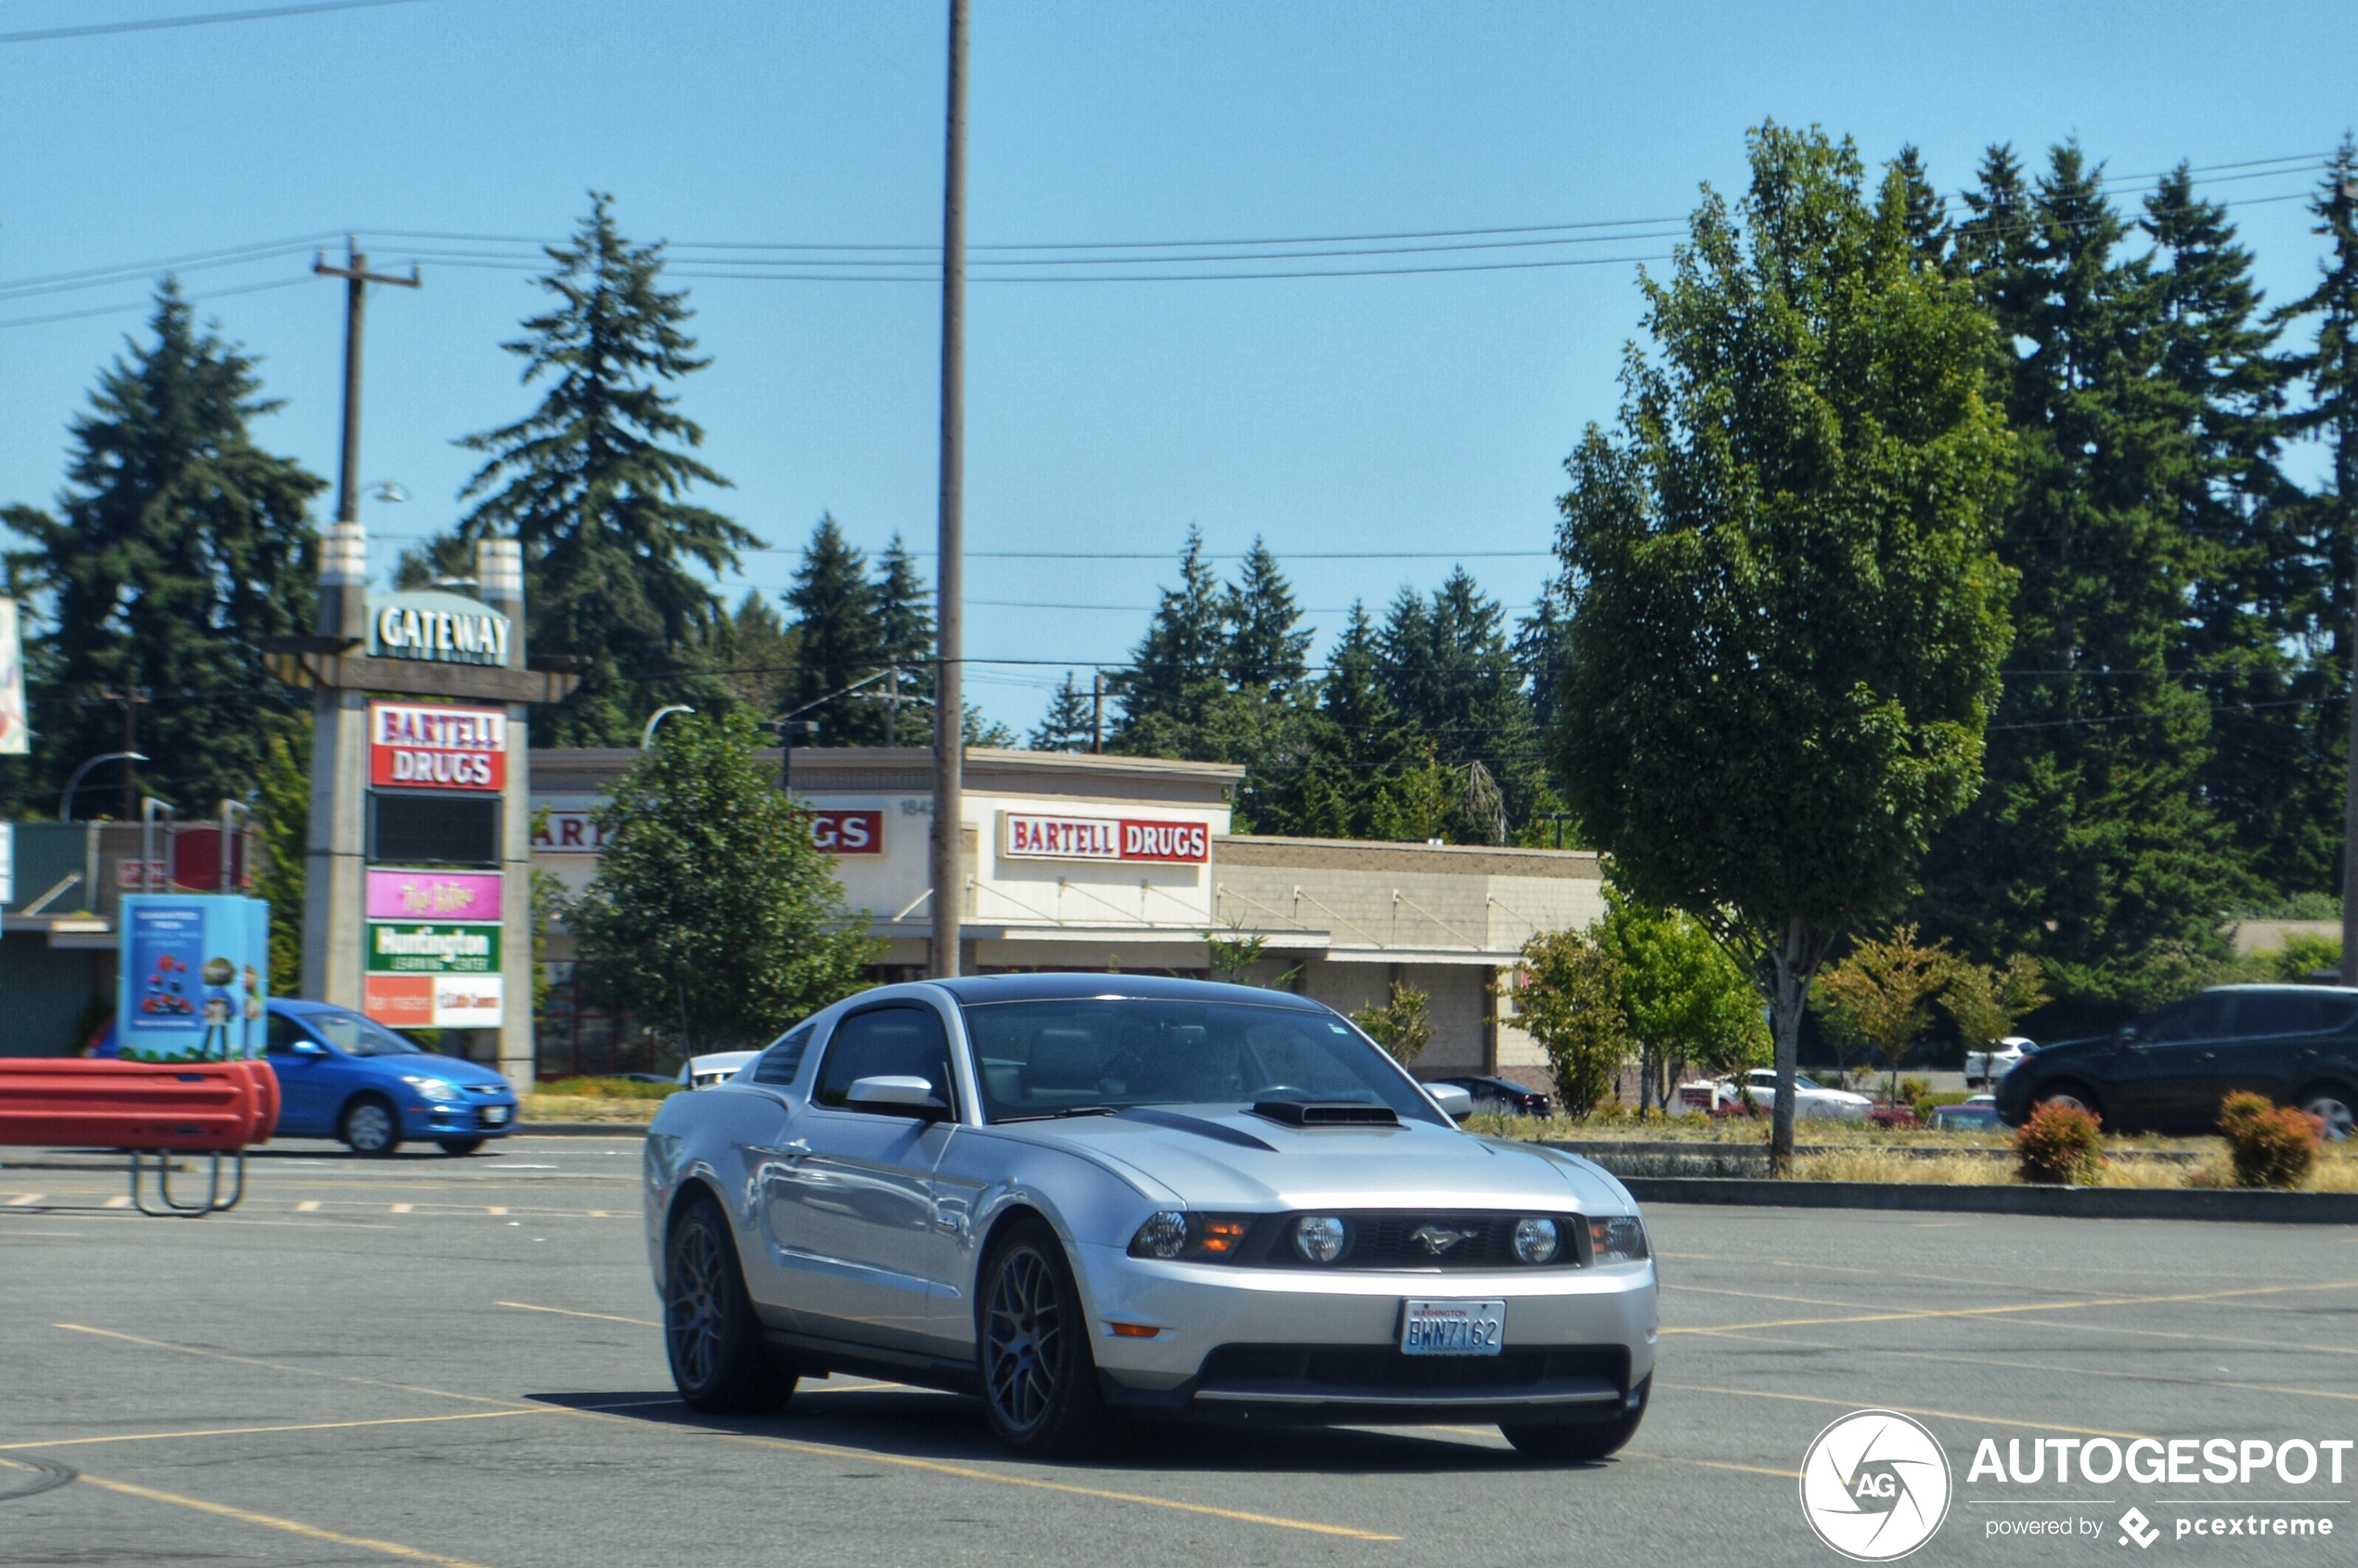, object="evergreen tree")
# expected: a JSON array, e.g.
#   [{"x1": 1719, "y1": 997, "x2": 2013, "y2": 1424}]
[
  {"x1": 451, "y1": 193, "x2": 755, "y2": 747},
  {"x1": 1248, "y1": 604, "x2": 1460, "y2": 841},
  {"x1": 1030, "y1": 673, "x2": 1097, "y2": 751},
  {"x1": 708, "y1": 590, "x2": 797, "y2": 716},
  {"x1": 1110, "y1": 526, "x2": 1226, "y2": 744},
  {"x1": 2, "y1": 282, "x2": 323, "y2": 818},
  {"x1": 780, "y1": 514, "x2": 886, "y2": 744},
  {"x1": 1375, "y1": 568, "x2": 1545, "y2": 840},
  {"x1": 2269, "y1": 141, "x2": 2358, "y2": 901},
  {"x1": 1918, "y1": 143, "x2": 2244, "y2": 1008},
  {"x1": 872, "y1": 533, "x2": 936, "y2": 746},
  {"x1": 1221, "y1": 538, "x2": 1312, "y2": 691},
  {"x1": 1891, "y1": 143, "x2": 1950, "y2": 268}
]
